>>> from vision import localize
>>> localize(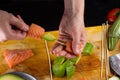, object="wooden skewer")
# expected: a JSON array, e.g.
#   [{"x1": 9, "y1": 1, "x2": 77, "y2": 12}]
[
  {"x1": 100, "y1": 23, "x2": 105, "y2": 80},
  {"x1": 102, "y1": 21, "x2": 110, "y2": 80},
  {"x1": 44, "y1": 40, "x2": 53, "y2": 80},
  {"x1": 105, "y1": 21, "x2": 110, "y2": 80}
]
